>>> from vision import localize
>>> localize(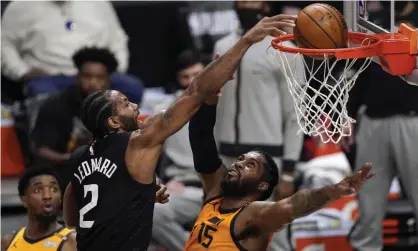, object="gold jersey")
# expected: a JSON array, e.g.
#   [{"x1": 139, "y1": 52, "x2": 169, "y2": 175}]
[{"x1": 5, "y1": 227, "x2": 73, "y2": 251}]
